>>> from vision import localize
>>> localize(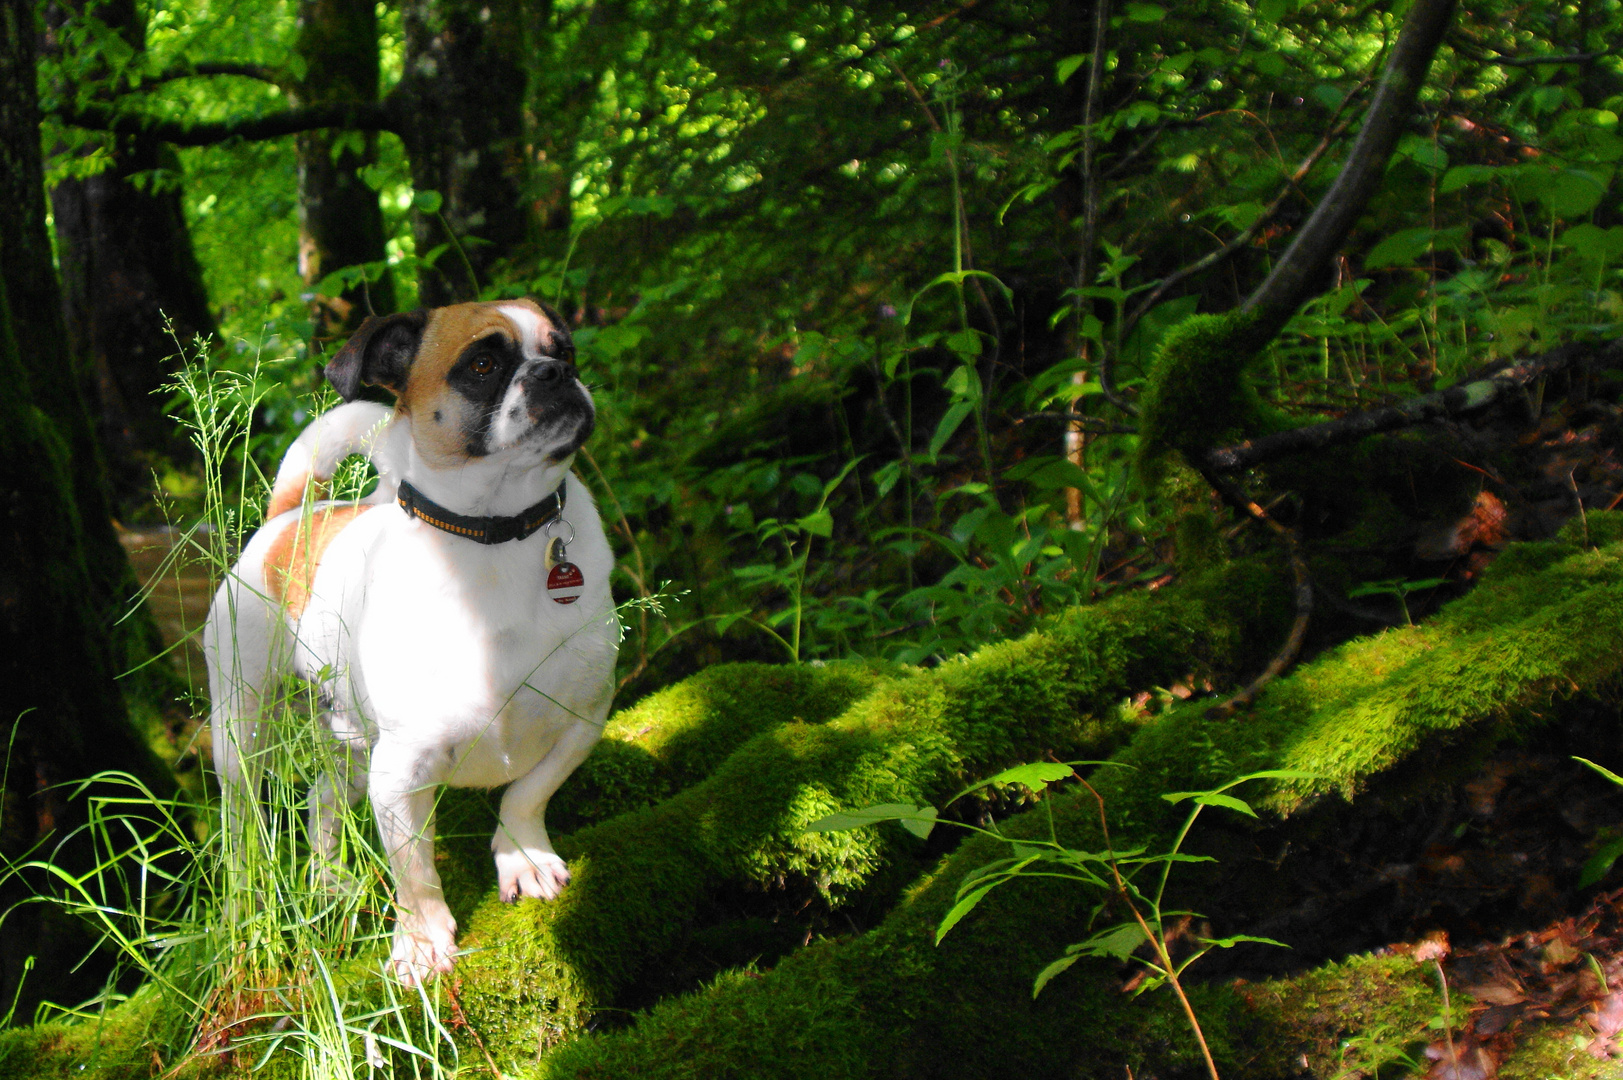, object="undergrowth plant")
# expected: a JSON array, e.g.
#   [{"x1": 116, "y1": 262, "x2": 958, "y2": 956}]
[
  {"x1": 809, "y1": 763, "x2": 1314, "y2": 1080},
  {"x1": 4, "y1": 339, "x2": 469, "y2": 1078}
]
